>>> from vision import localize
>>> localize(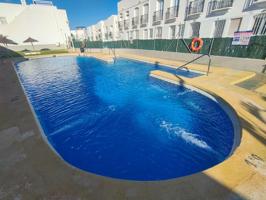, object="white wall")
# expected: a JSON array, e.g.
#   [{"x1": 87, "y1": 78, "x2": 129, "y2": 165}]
[
  {"x1": 89, "y1": 0, "x2": 266, "y2": 41},
  {"x1": 72, "y1": 27, "x2": 87, "y2": 41},
  {"x1": 87, "y1": 15, "x2": 119, "y2": 42},
  {"x1": 0, "y1": 2, "x2": 71, "y2": 50},
  {"x1": 118, "y1": 0, "x2": 151, "y2": 40},
  {"x1": 103, "y1": 15, "x2": 119, "y2": 41}
]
